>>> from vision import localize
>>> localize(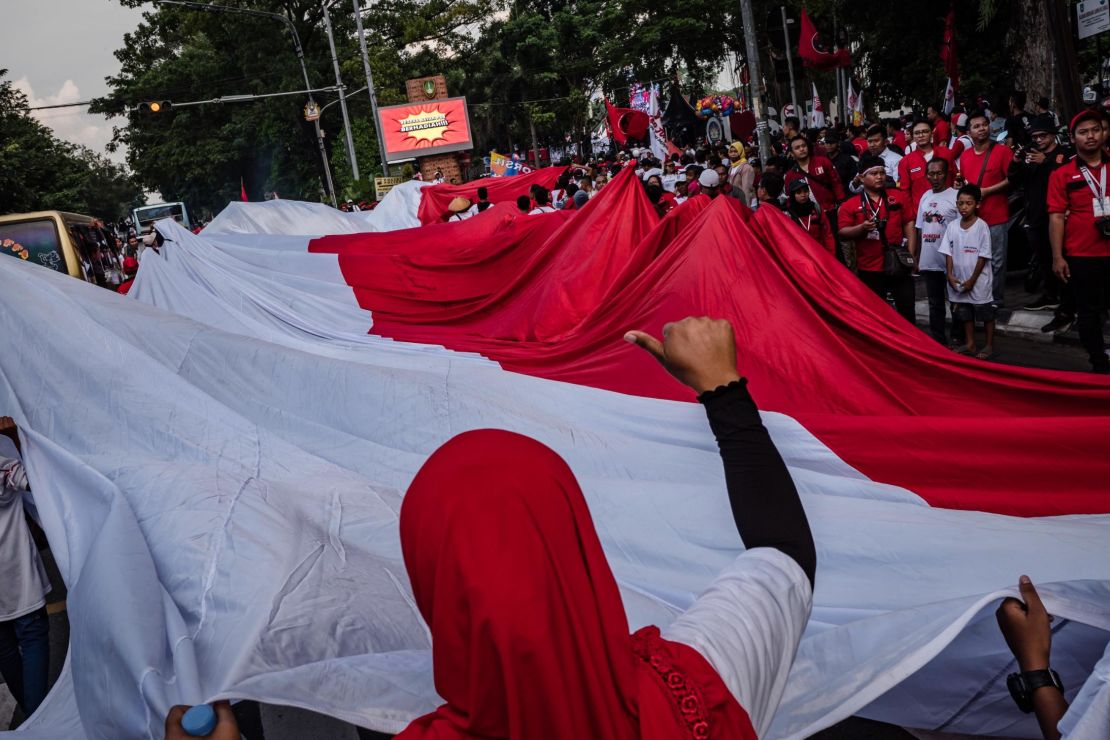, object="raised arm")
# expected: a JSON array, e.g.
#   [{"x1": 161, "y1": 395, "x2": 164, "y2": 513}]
[{"x1": 625, "y1": 317, "x2": 816, "y2": 585}]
